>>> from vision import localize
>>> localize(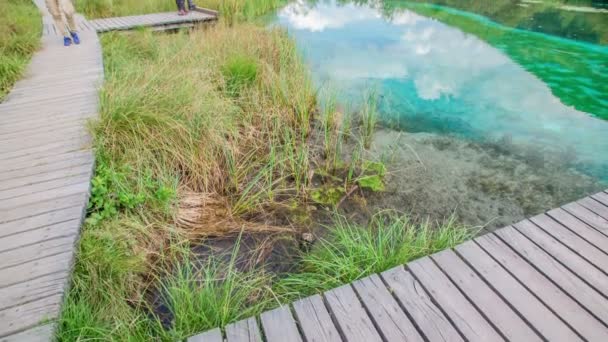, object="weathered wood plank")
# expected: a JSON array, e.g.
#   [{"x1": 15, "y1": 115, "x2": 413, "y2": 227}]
[
  {"x1": 562, "y1": 202, "x2": 608, "y2": 236},
  {"x1": 352, "y1": 274, "x2": 425, "y2": 342},
  {"x1": 0, "y1": 173, "x2": 91, "y2": 201},
  {"x1": 225, "y1": 317, "x2": 261, "y2": 342},
  {"x1": 0, "y1": 218, "x2": 79, "y2": 254},
  {"x1": 513, "y1": 220, "x2": 608, "y2": 297},
  {"x1": 495, "y1": 227, "x2": 608, "y2": 325},
  {"x1": 0, "y1": 295, "x2": 62, "y2": 338},
  {"x1": 187, "y1": 328, "x2": 222, "y2": 342},
  {"x1": 579, "y1": 197, "x2": 608, "y2": 220},
  {"x1": 0, "y1": 181, "x2": 90, "y2": 211},
  {"x1": 407, "y1": 257, "x2": 503, "y2": 341},
  {"x1": 0, "y1": 251, "x2": 73, "y2": 288},
  {"x1": 0, "y1": 205, "x2": 83, "y2": 238},
  {"x1": 0, "y1": 193, "x2": 86, "y2": 223},
  {"x1": 292, "y1": 294, "x2": 341, "y2": 342},
  {"x1": 592, "y1": 191, "x2": 608, "y2": 206},
  {"x1": 547, "y1": 208, "x2": 608, "y2": 252},
  {"x1": 432, "y1": 249, "x2": 542, "y2": 341},
  {"x1": 0, "y1": 323, "x2": 55, "y2": 342},
  {"x1": 324, "y1": 284, "x2": 382, "y2": 342},
  {"x1": 0, "y1": 235, "x2": 78, "y2": 270},
  {"x1": 529, "y1": 214, "x2": 608, "y2": 270},
  {"x1": 381, "y1": 266, "x2": 464, "y2": 342},
  {"x1": 476, "y1": 234, "x2": 608, "y2": 340},
  {"x1": 456, "y1": 241, "x2": 582, "y2": 341},
  {"x1": 0, "y1": 271, "x2": 68, "y2": 311},
  {"x1": 0, "y1": 160, "x2": 92, "y2": 187},
  {"x1": 260, "y1": 306, "x2": 302, "y2": 342}
]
